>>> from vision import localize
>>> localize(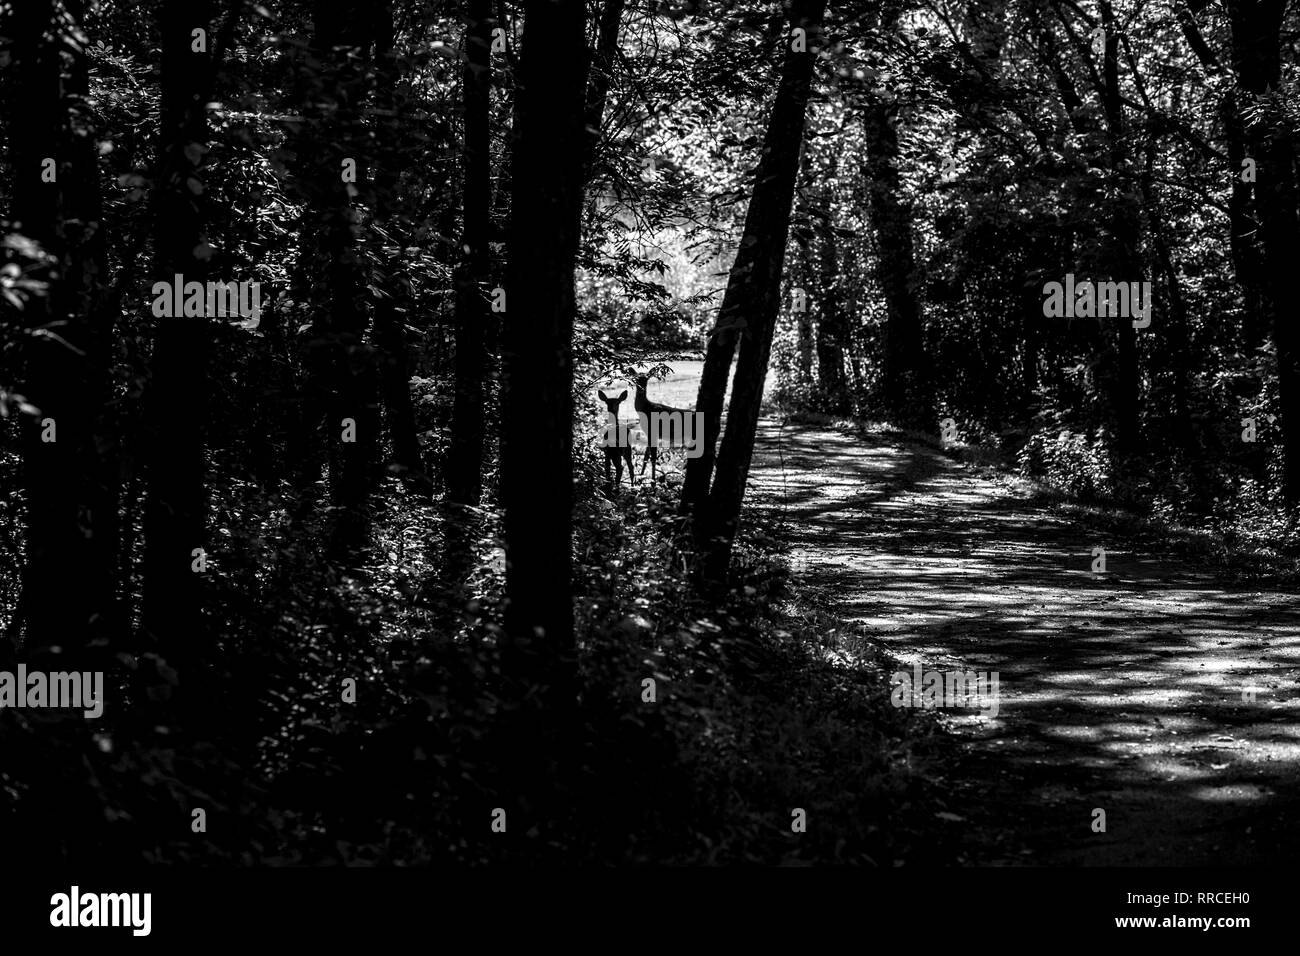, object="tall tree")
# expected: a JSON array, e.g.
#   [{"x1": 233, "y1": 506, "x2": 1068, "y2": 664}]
[
  {"x1": 5, "y1": 0, "x2": 103, "y2": 653},
  {"x1": 1096, "y1": 0, "x2": 1141, "y2": 458},
  {"x1": 862, "y1": 0, "x2": 934, "y2": 431},
  {"x1": 814, "y1": 217, "x2": 849, "y2": 411},
  {"x1": 1226, "y1": 0, "x2": 1300, "y2": 501},
  {"x1": 141, "y1": 0, "x2": 216, "y2": 679},
  {"x1": 316, "y1": 0, "x2": 381, "y2": 561},
  {"x1": 500, "y1": 0, "x2": 590, "y2": 692},
  {"x1": 681, "y1": 0, "x2": 829, "y2": 527},
  {"x1": 691, "y1": 0, "x2": 828, "y2": 587},
  {"x1": 582, "y1": 0, "x2": 628, "y2": 179},
  {"x1": 371, "y1": 0, "x2": 429, "y2": 490},
  {"x1": 447, "y1": 0, "x2": 495, "y2": 510}
]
